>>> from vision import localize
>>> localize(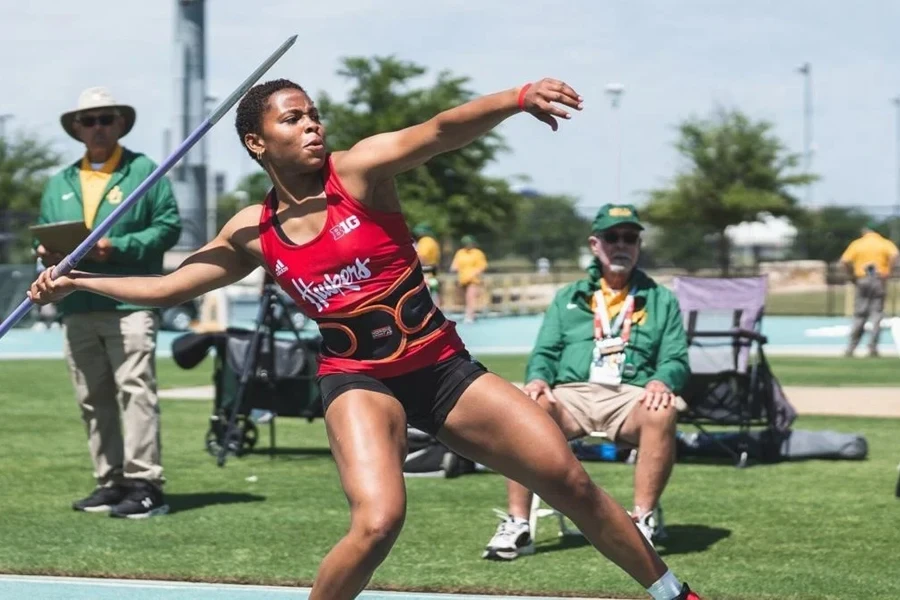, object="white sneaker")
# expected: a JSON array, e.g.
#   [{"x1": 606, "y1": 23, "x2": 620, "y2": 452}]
[
  {"x1": 482, "y1": 511, "x2": 535, "y2": 560},
  {"x1": 632, "y1": 505, "x2": 667, "y2": 547}
]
